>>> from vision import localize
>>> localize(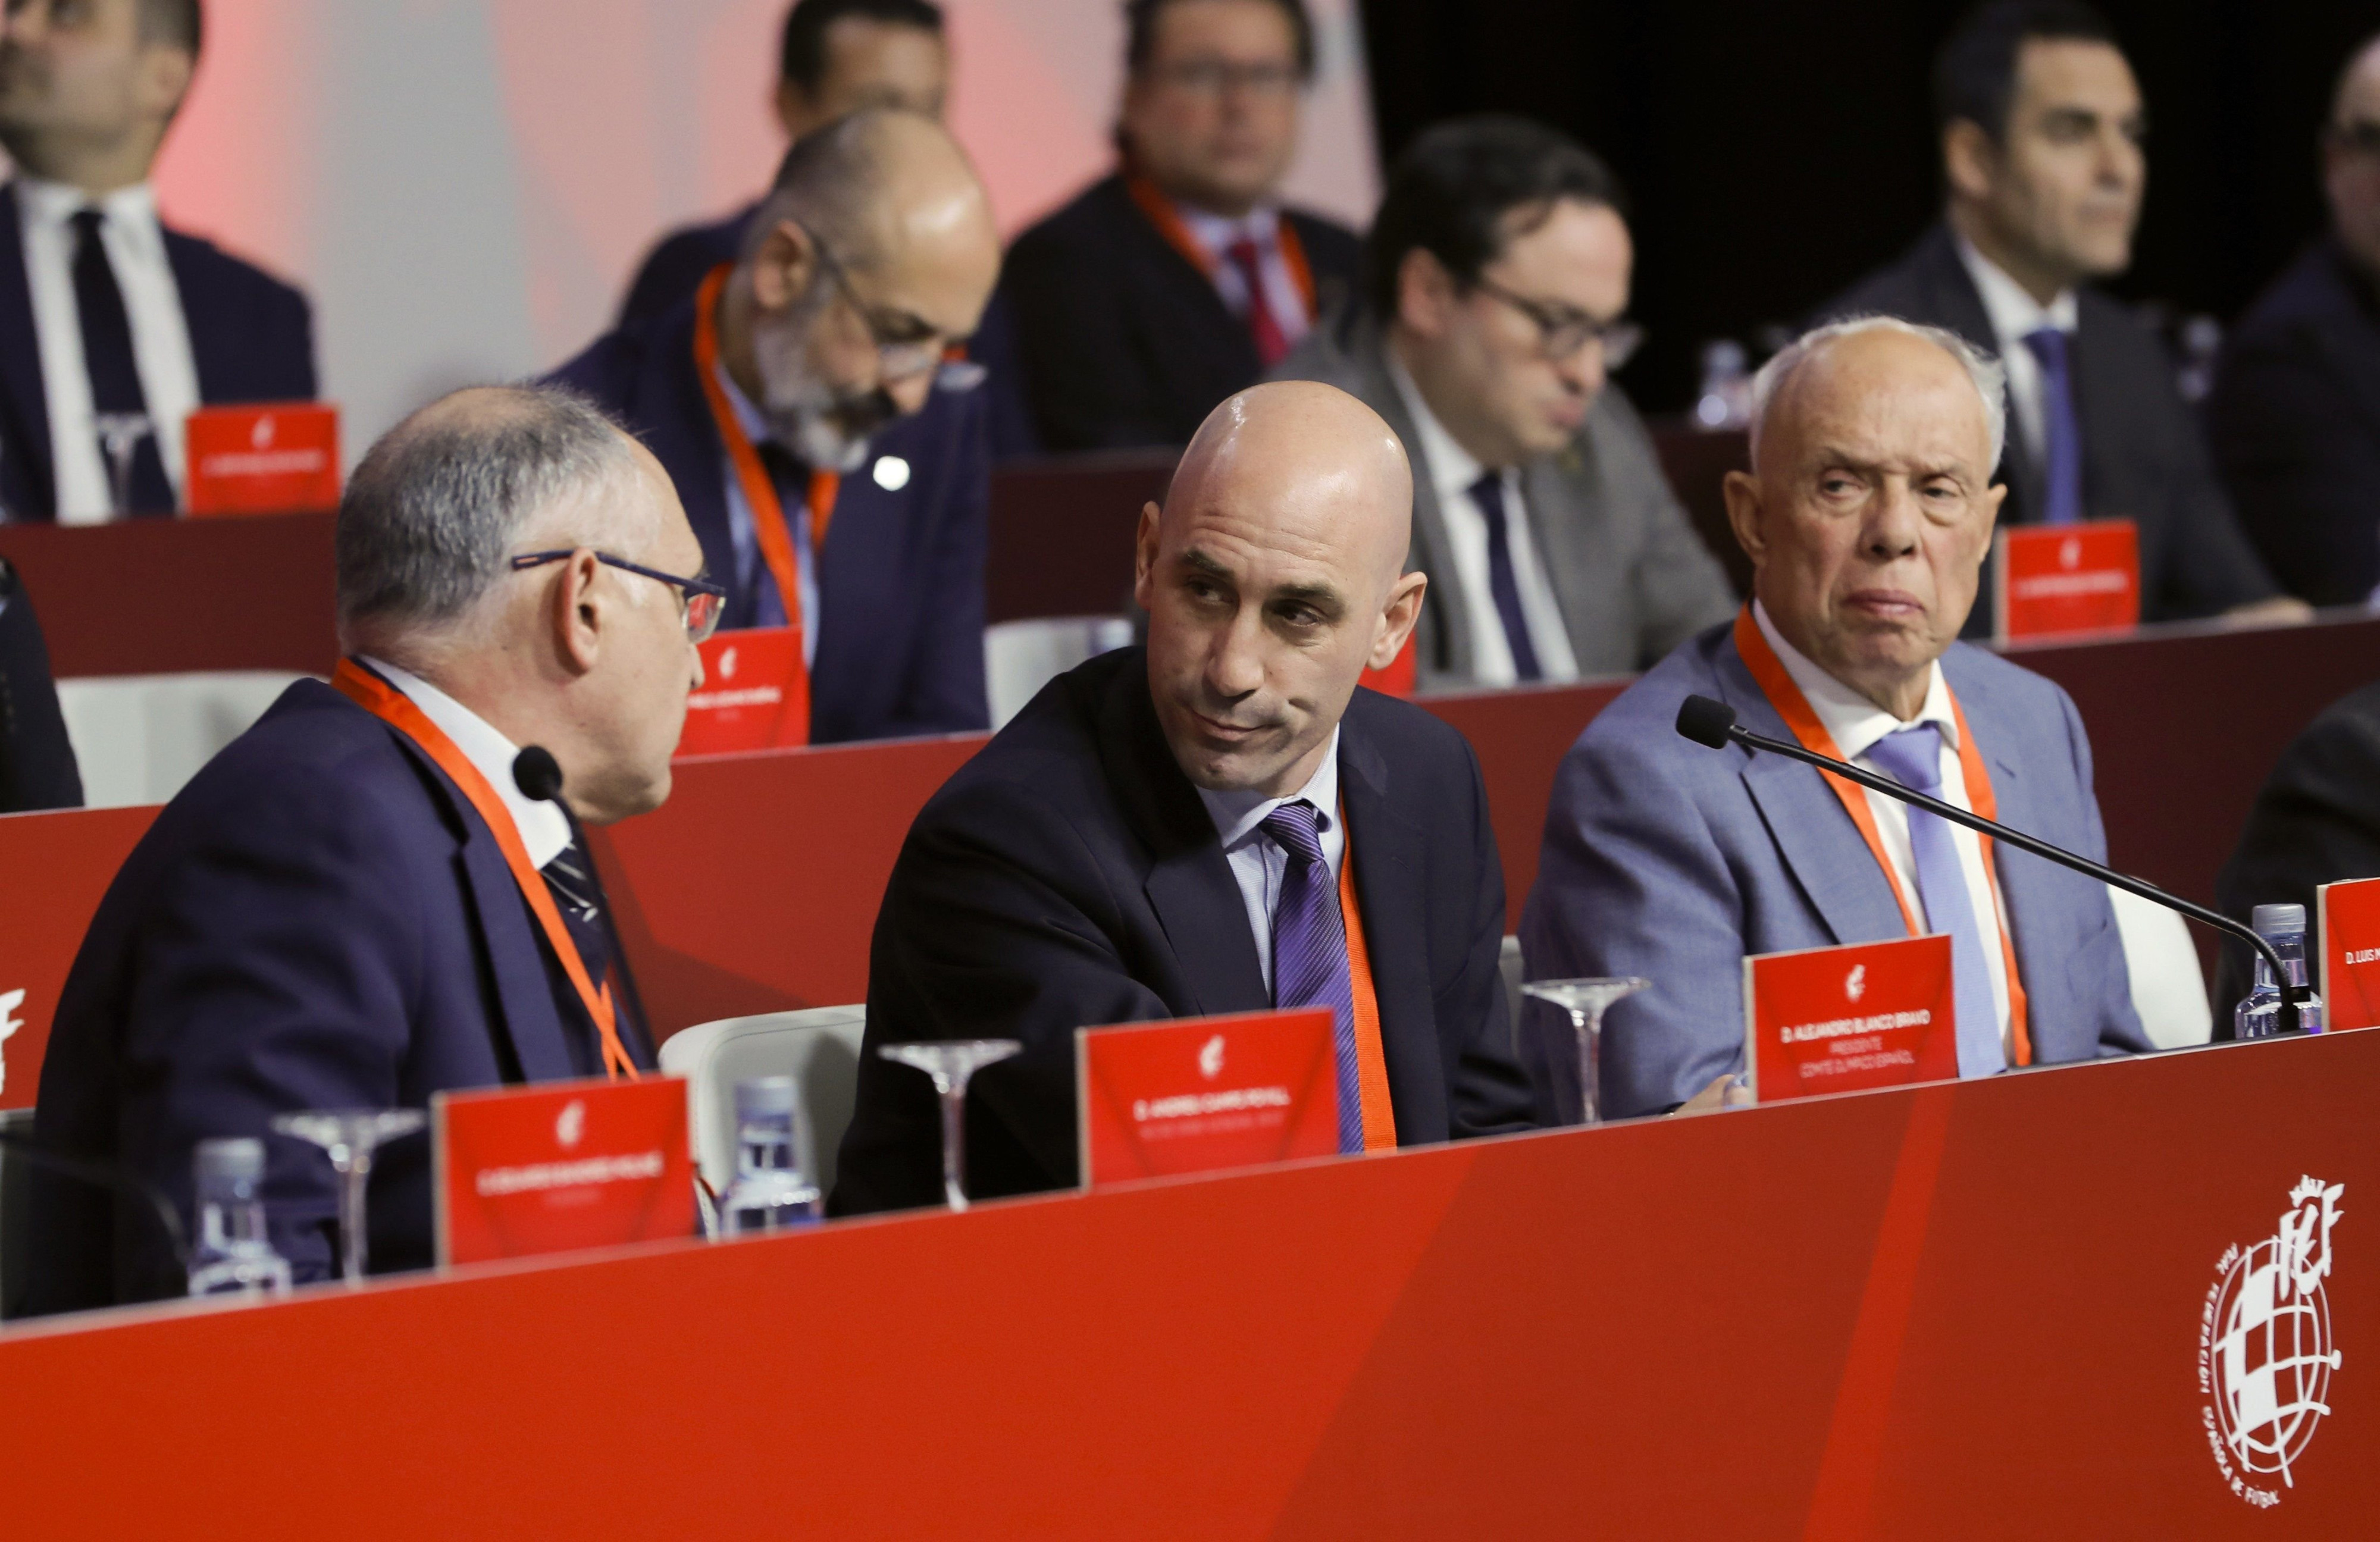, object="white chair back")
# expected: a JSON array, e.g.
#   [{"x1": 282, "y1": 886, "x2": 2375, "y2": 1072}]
[
  {"x1": 2109, "y1": 887, "x2": 2214, "y2": 1048},
  {"x1": 659, "y1": 1007, "x2": 868, "y2": 1196},
  {"x1": 57, "y1": 670, "x2": 308, "y2": 808},
  {"x1": 984, "y1": 616, "x2": 1133, "y2": 729}
]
